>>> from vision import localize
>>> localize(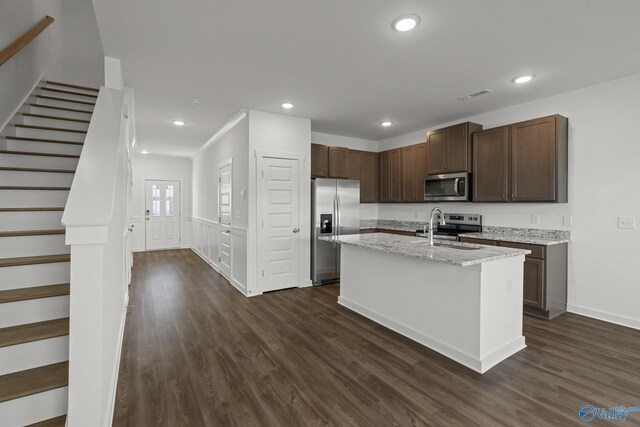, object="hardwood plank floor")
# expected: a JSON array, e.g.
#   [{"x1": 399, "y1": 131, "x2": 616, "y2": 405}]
[{"x1": 113, "y1": 249, "x2": 640, "y2": 426}]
